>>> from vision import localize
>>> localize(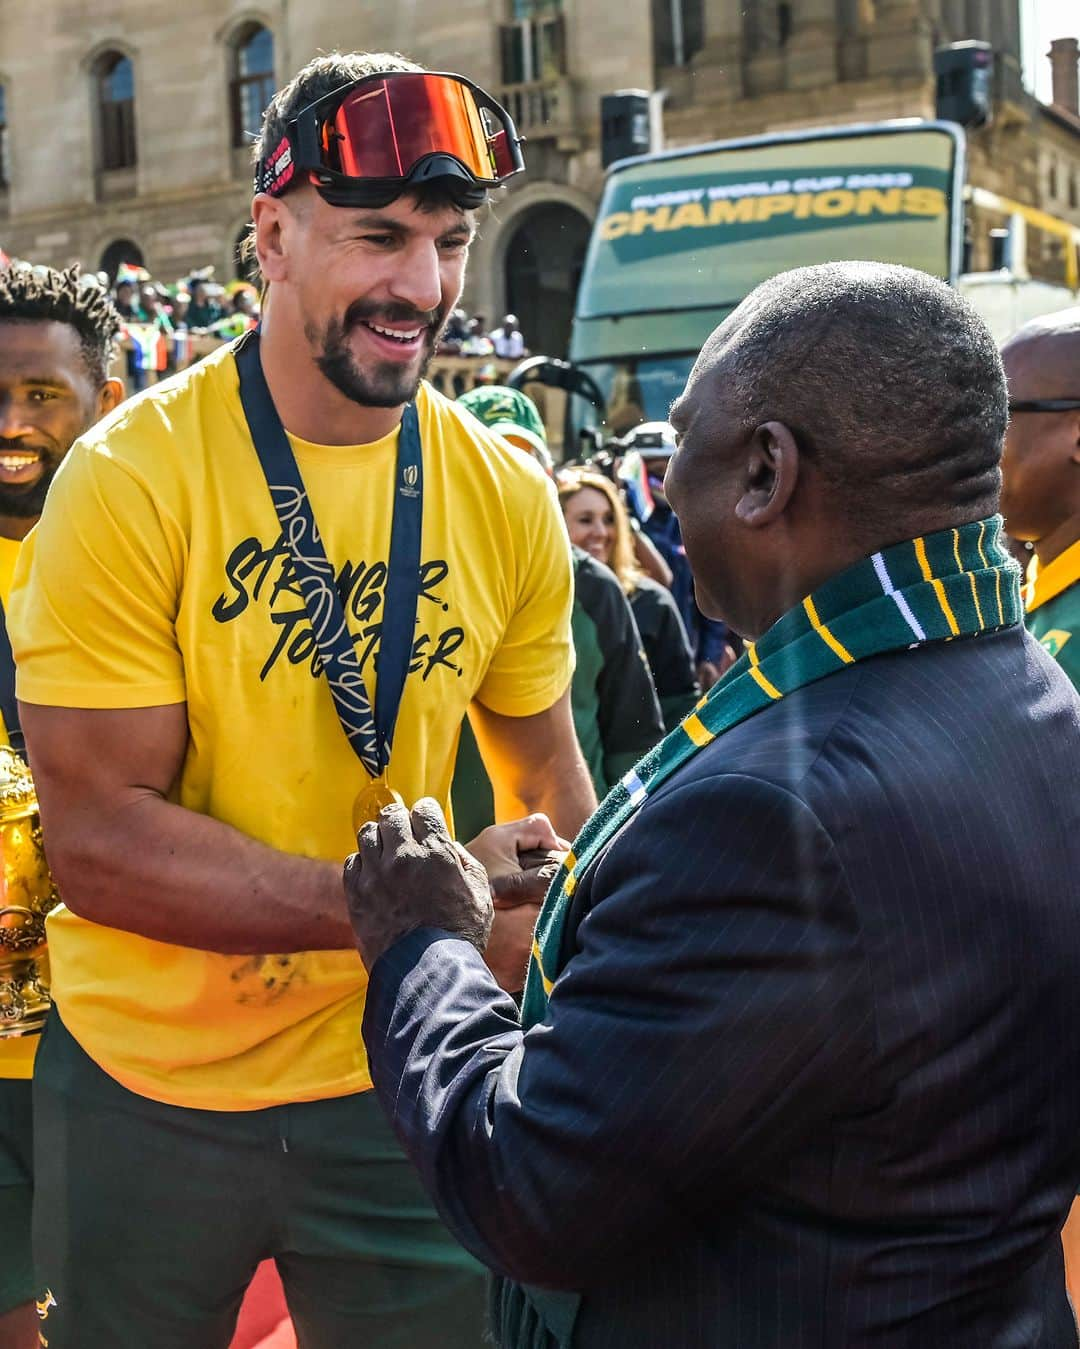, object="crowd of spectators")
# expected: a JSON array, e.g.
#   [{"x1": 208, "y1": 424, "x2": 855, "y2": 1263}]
[
  {"x1": 453, "y1": 380, "x2": 736, "y2": 836},
  {"x1": 106, "y1": 267, "x2": 527, "y2": 391},
  {"x1": 438, "y1": 310, "x2": 528, "y2": 360},
  {"x1": 100, "y1": 262, "x2": 261, "y2": 388},
  {"x1": 0, "y1": 248, "x2": 530, "y2": 395}
]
